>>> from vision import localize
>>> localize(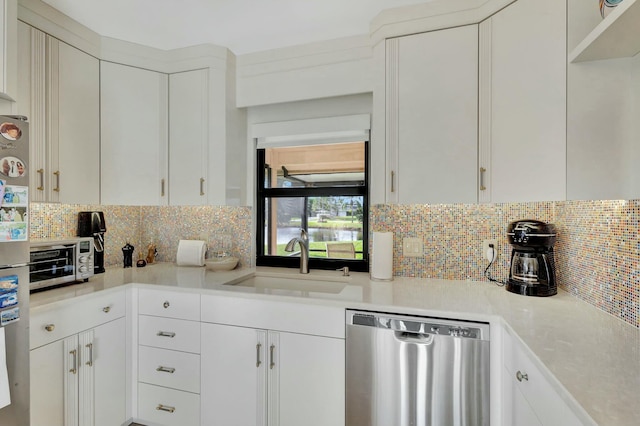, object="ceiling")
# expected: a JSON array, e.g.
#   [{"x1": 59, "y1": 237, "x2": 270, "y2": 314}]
[{"x1": 41, "y1": 0, "x2": 431, "y2": 55}]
